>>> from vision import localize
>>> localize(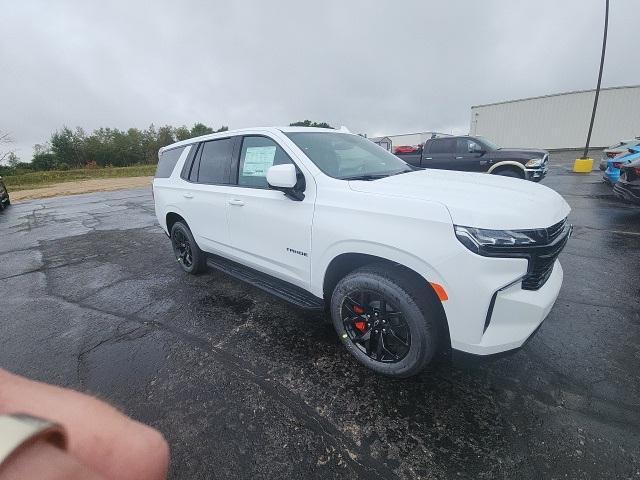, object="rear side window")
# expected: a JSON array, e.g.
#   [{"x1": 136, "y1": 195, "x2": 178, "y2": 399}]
[
  {"x1": 429, "y1": 138, "x2": 455, "y2": 154},
  {"x1": 238, "y1": 136, "x2": 293, "y2": 188},
  {"x1": 196, "y1": 138, "x2": 234, "y2": 184},
  {"x1": 155, "y1": 147, "x2": 186, "y2": 178}
]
